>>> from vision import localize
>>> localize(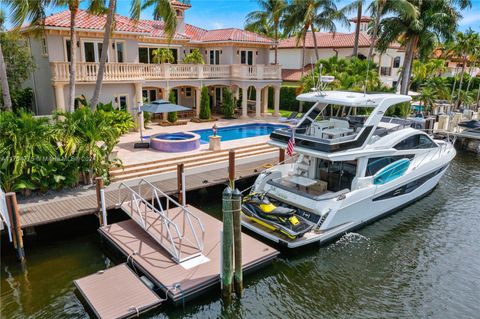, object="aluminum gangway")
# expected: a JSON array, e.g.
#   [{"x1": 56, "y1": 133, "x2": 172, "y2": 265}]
[{"x1": 117, "y1": 179, "x2": 205, "y2": 263}]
